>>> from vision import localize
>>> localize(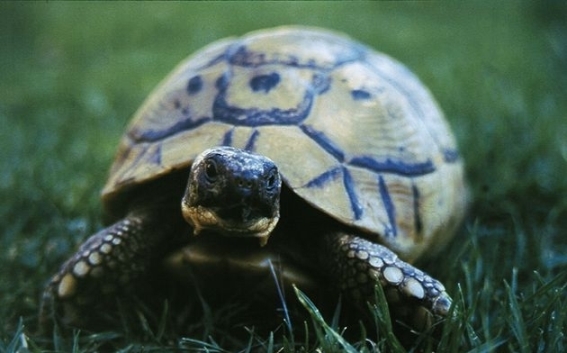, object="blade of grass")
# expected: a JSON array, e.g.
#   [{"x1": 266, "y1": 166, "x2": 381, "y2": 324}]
[
  {"x1": 503, "y1": 279, "x2": 529, "y2": 353},
  {"x1": 0, "y1": 318, "x2": 26, "y2": 353},
  {"x1": 369, "y1": 284, "x2": 405, "y2": 352},
  {"x1": 294, "y1": 285, "x2": 359, "y2": 353},
  {"x1": 268, "y1": 260, "x2": 294, "y2": 342}
]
